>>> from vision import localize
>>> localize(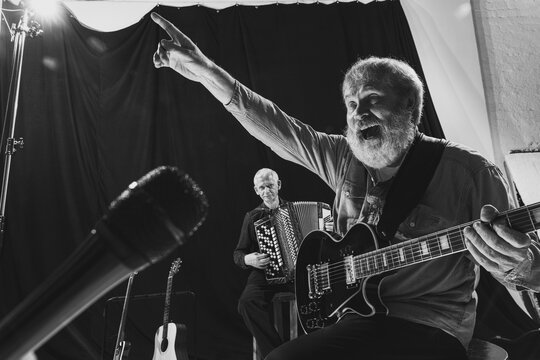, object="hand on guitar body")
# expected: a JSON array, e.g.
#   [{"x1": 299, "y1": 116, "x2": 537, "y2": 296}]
[{"x1": 244, "y1": 252, "x2": 271, "y2": 269}]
